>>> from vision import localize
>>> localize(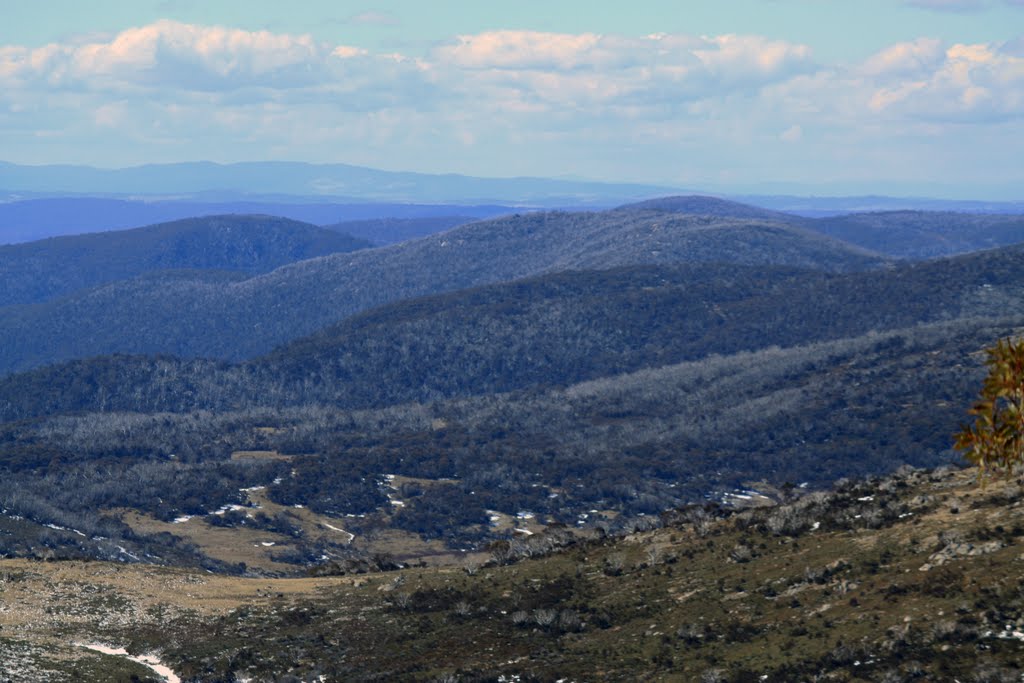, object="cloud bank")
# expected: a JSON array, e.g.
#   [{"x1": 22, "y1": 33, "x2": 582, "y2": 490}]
[{"x1": 1, "y1": 20, "x2": 1022, "y2": 191}]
